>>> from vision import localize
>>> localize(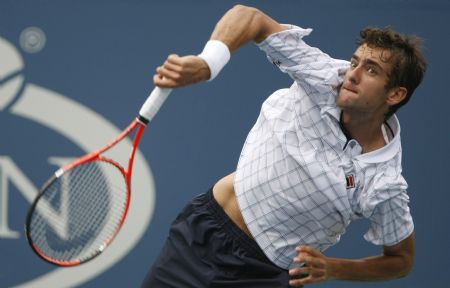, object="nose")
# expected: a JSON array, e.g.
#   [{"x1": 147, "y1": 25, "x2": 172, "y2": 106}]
[{"x1": 347, "y1": 65, "x2": 361, "y2": 85}]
